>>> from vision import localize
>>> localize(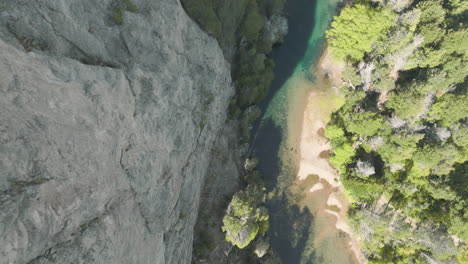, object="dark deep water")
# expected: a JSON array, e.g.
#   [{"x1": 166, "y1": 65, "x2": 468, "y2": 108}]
[
  {"x1": 251, "y1": 0, "x2": 316, "y2": 188},
  {"x1": 251, "y1": 0, "x2": 317, "y2": 262},
  {"x1": 249, "y1": 0, "x2": 343, "y2": 263}
]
